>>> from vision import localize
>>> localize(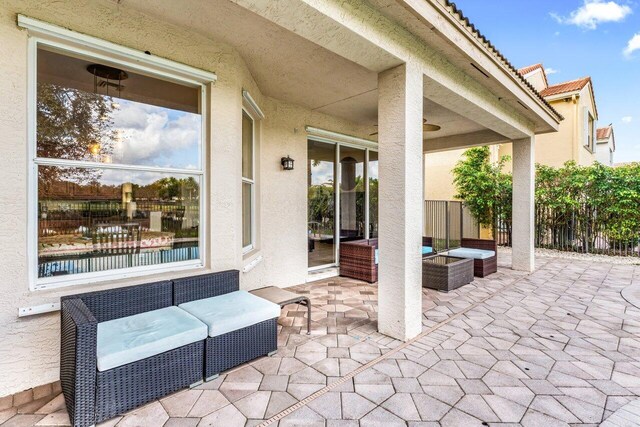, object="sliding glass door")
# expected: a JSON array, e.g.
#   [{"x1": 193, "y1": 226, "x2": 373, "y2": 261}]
[
  {"x1": 308, "y1": 138, "x2": 377, "y2": 270},
  {"x1": 308, "y1": 140, "x2": 337, "y2": 268}
]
